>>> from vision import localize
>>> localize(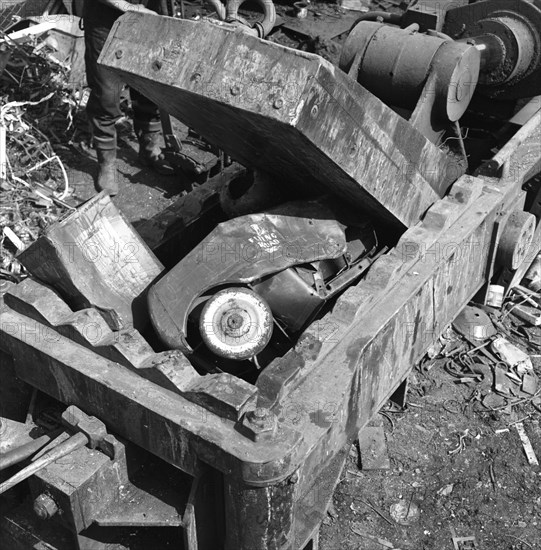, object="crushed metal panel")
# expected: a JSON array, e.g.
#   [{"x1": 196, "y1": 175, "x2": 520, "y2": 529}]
[{"x1": 148, "y1": 200, "x2": 348, "y2": 351}]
